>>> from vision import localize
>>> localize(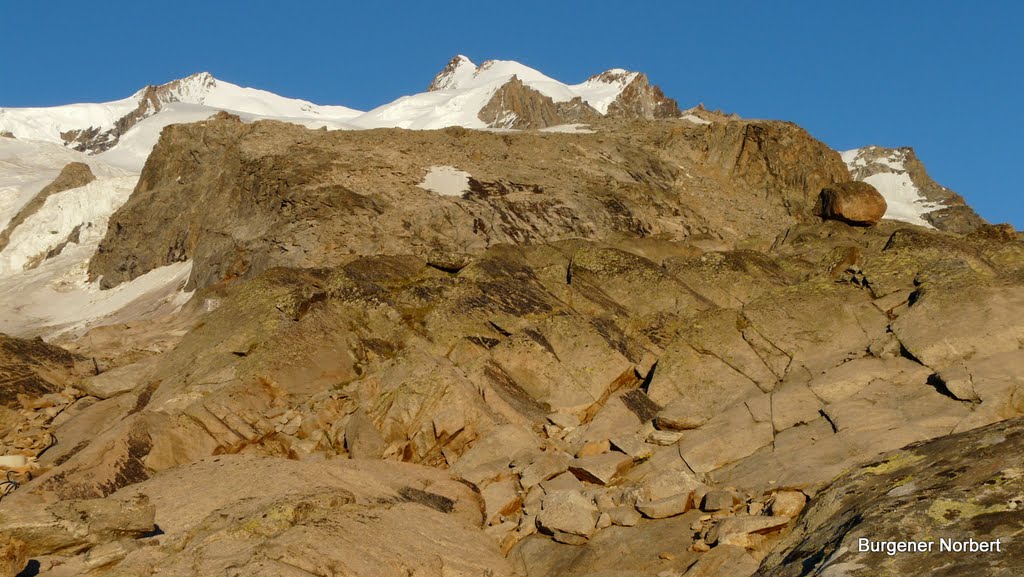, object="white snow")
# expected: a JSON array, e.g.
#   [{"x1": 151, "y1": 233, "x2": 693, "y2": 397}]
[
  {"x1": 0, "y1": 251, "x2": 193, "y2": 338},
  {"x1": 681, "y1": 114, "x2": 711, "y2": 125},
  {"x1": 0, "y1": 139, "x2": 129, "y2": 229},
  {"x1": 418, "y1": 166, "x2": 471, "y2": 197},
  {"x1": 163, "y1": 72, "x2": 361, "y2": 120},
  {"x1": 0, "y1": 175, "x2": 137, "y2": 274},
  {"x1": 352, "y1": 57, "x2": 642, "y2": 130},
  {"x1": 0, "y1": 73, "x2": 362, "y2": 152},
  {"x1": 570, "y1": 69, "x2": 639, "y2": 115},
  {"x1": 862, "y1": 171, "x2": 940, "y2": 227},
  {"x1": 97, "y1": 103, "x2": 218, "y2": 171},
  {"x1": 841, "y1": 148, "x2": 940, "y2": 228}
]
